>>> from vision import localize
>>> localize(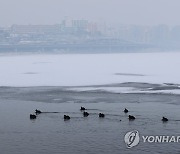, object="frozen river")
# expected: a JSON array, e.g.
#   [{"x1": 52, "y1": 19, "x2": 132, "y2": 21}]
[{"x1": 0, "y1": 52, "x2": 180, "y2": 91}]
